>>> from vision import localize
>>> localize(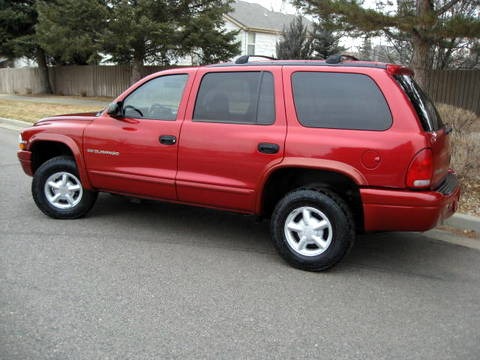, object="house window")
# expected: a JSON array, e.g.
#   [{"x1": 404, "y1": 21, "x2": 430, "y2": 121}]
[{"x1": 247, "y1": 32, "x2": 256, "y2": 55}]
